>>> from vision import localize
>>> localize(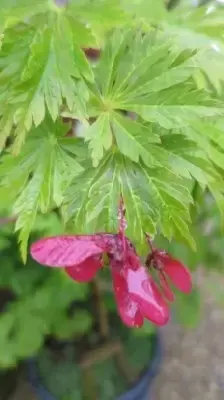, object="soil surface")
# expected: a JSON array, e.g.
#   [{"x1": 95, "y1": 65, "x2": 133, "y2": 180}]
[
  {"x1": 151, "y1": 269, "x2": 224, "y2": 400},
  {"x1": 9, "y1": 269, "x2": 224, "y2": 400}
]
